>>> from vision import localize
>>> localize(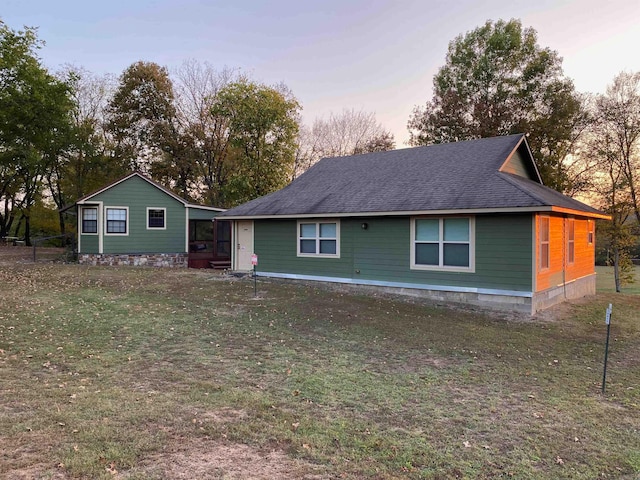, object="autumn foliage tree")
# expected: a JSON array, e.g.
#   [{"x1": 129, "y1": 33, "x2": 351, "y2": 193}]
[{"x1": 408, "y1": 19, "x2": 586, "y2": 192}]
